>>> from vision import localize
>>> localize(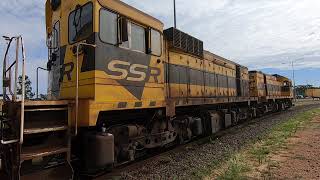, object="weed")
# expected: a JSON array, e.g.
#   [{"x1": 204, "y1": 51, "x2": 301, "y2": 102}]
[
  {"x1": 217, "y1": 155, "x2": 250, "y2": 180},
  {"x1": 195, "y1": 108, "x2": 320, "y2": 179}
]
